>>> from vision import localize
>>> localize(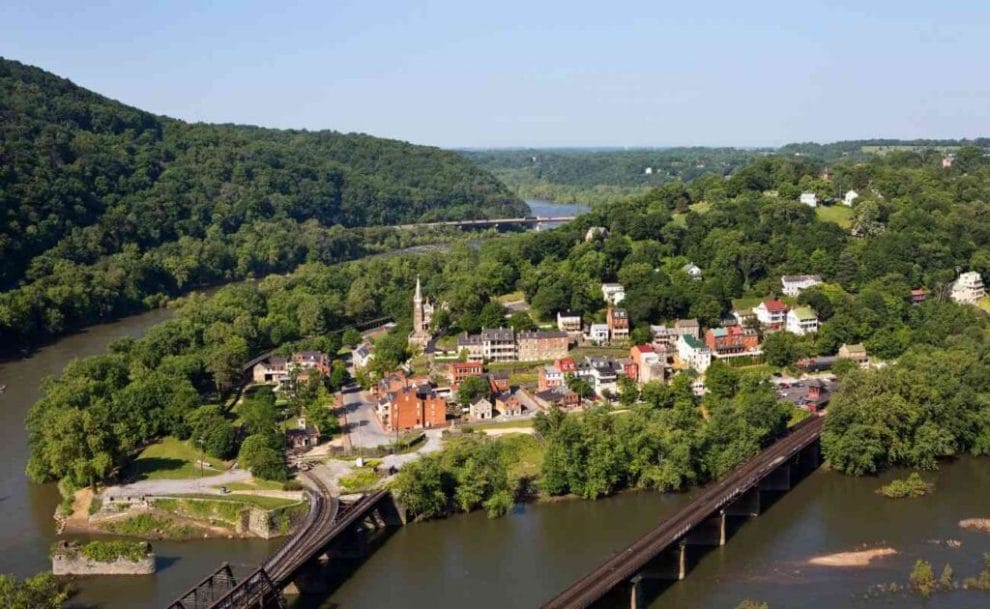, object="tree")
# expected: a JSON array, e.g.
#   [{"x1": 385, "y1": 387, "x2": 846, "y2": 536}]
[
  {"x1": 238, "y1": 434, "x2": 289, "y2": 481},
  {"x1": 909, "y1": 559, "x2": 935, "y2": 598},
  {"x1": 239, "y1": 390, "x2": 278, "y2": 436},
  {"x1": 457, "y1": 375, "x2": 490, "y2": 406},
  {"x1": 618, "y1": 376, "x2": 639, "y2": 406},
  {"x1": 507, "y1": 311, "x2": 537, "y2": 332},
  {"x1": 205, "y1": 335, "x2": 249, "y2": 397},
  {"x1": 478, "y1": 301, "x2": 507, "y2": 329},
  {"x1": 566, "y1": 374, "x2": 595, "y2": 400},
  {"x1": 938, "y1": 563, "x2": 954, "y2": 590},
  {"x1": 0, "y1": 572, "x2": 67, "y2": 609},
  {"x1": 761, "y1": 332, "x2": 803, "y2": 367},
  {"x1": 341, "y1": 328, "x2": 362, "y2": 348}
]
